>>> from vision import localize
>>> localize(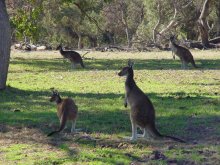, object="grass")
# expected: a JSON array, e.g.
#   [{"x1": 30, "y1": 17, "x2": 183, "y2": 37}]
[{"x1": 0, "y1": 49, "x2": 220, "y2": 164}]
